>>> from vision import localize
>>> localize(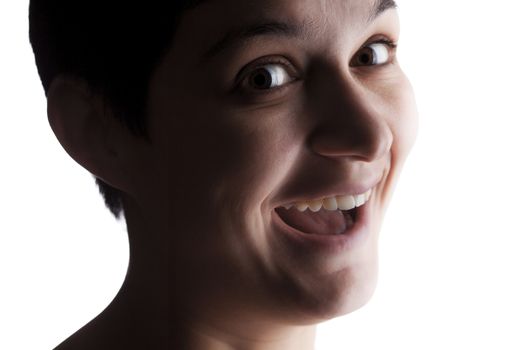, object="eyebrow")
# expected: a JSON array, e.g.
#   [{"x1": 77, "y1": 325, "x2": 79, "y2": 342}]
[
  {"x1": 370, "y1": 0, "x2": 398, "y2": 22},
  {"x1": 202, "y1": 0, "x2": 397, "y2": 61}
]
